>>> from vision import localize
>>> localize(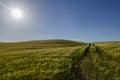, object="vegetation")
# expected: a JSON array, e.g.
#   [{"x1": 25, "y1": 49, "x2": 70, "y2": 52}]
[
  {"x1": 0, "y1": 39, "x2": 87, "y2": 80},
  {"x1": 0, "y1": 39, "x2": 120, "y2": 80},
  {"x1": 81, "y1": 44, "x2": 120, "y2": 80}
]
